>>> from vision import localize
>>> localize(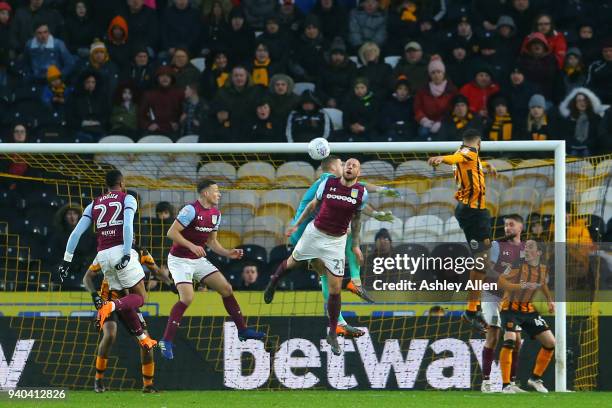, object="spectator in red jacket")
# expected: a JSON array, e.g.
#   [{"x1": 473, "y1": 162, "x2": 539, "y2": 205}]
[
  {"x1": 459, "y1": 66, "x2": 500, "y2": 119},
  {"x1": 517, "y1": 32, "x2": 558, "y2": 101},
  {"x1": 521, "y1": 14, "x2": 567, "y2": 69},
  {"x1": 414, "y1": 58, "x2": 457, "y2": 141},
  {"x1": 139, "y1": 66, "x2": 184, "y2": 138}
]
